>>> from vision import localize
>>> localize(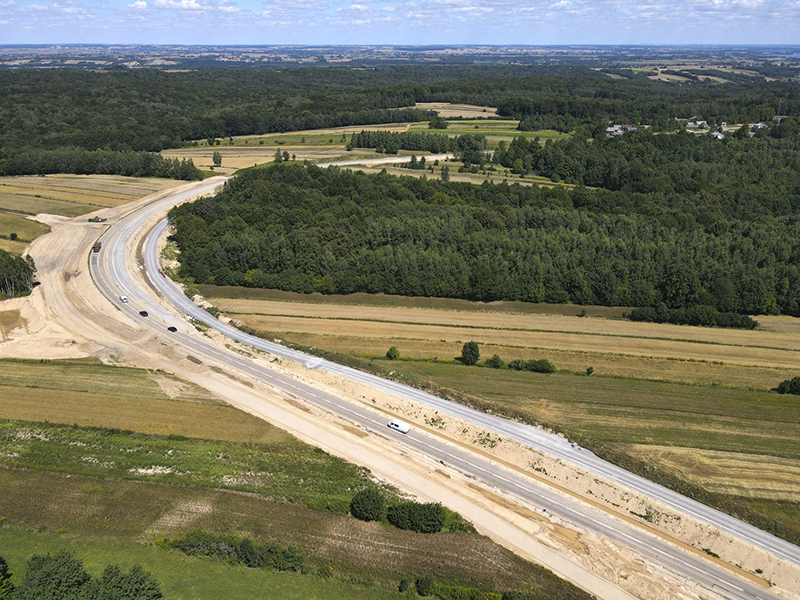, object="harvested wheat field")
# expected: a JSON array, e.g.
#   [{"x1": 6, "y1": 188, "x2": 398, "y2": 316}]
[
  {"x1": 0, "y1": 174, "x2": 183, "y2": 218},
  {"x1": 208, "y1": 295, "x2": 800, "y2": 376},
  {"x1": 0, "y1": 357, "x2": 287, "y2": 443}
]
